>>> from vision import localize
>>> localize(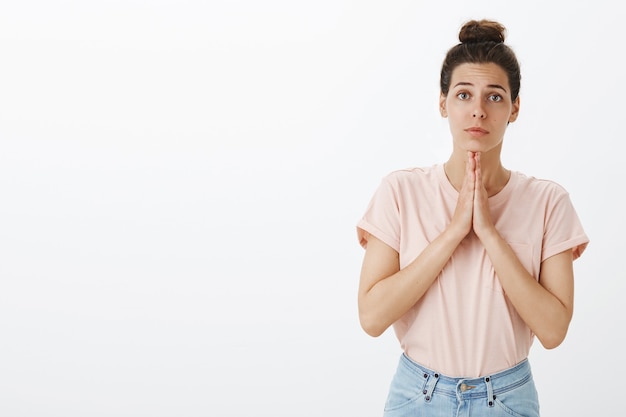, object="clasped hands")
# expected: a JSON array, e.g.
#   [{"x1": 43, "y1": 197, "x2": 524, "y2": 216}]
[{"x1": 451, "y1": 151, "x2": 497, "y2": 241}]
